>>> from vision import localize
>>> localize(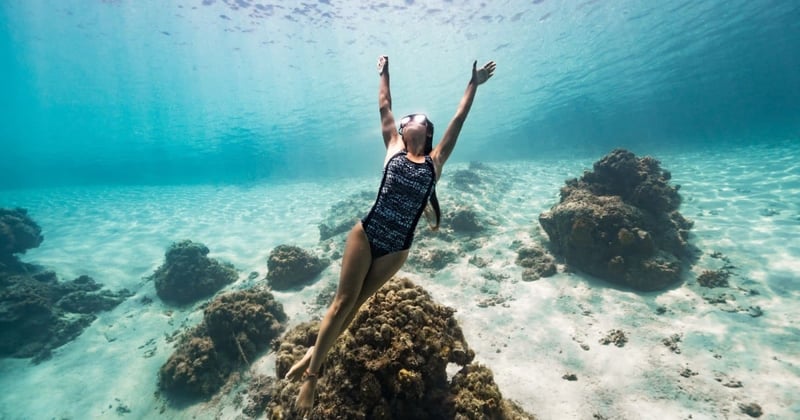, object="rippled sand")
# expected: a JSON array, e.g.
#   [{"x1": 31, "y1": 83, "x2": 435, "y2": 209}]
[{"x1": 1, "y1": 142, "x2": 798, "y2": 419}]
